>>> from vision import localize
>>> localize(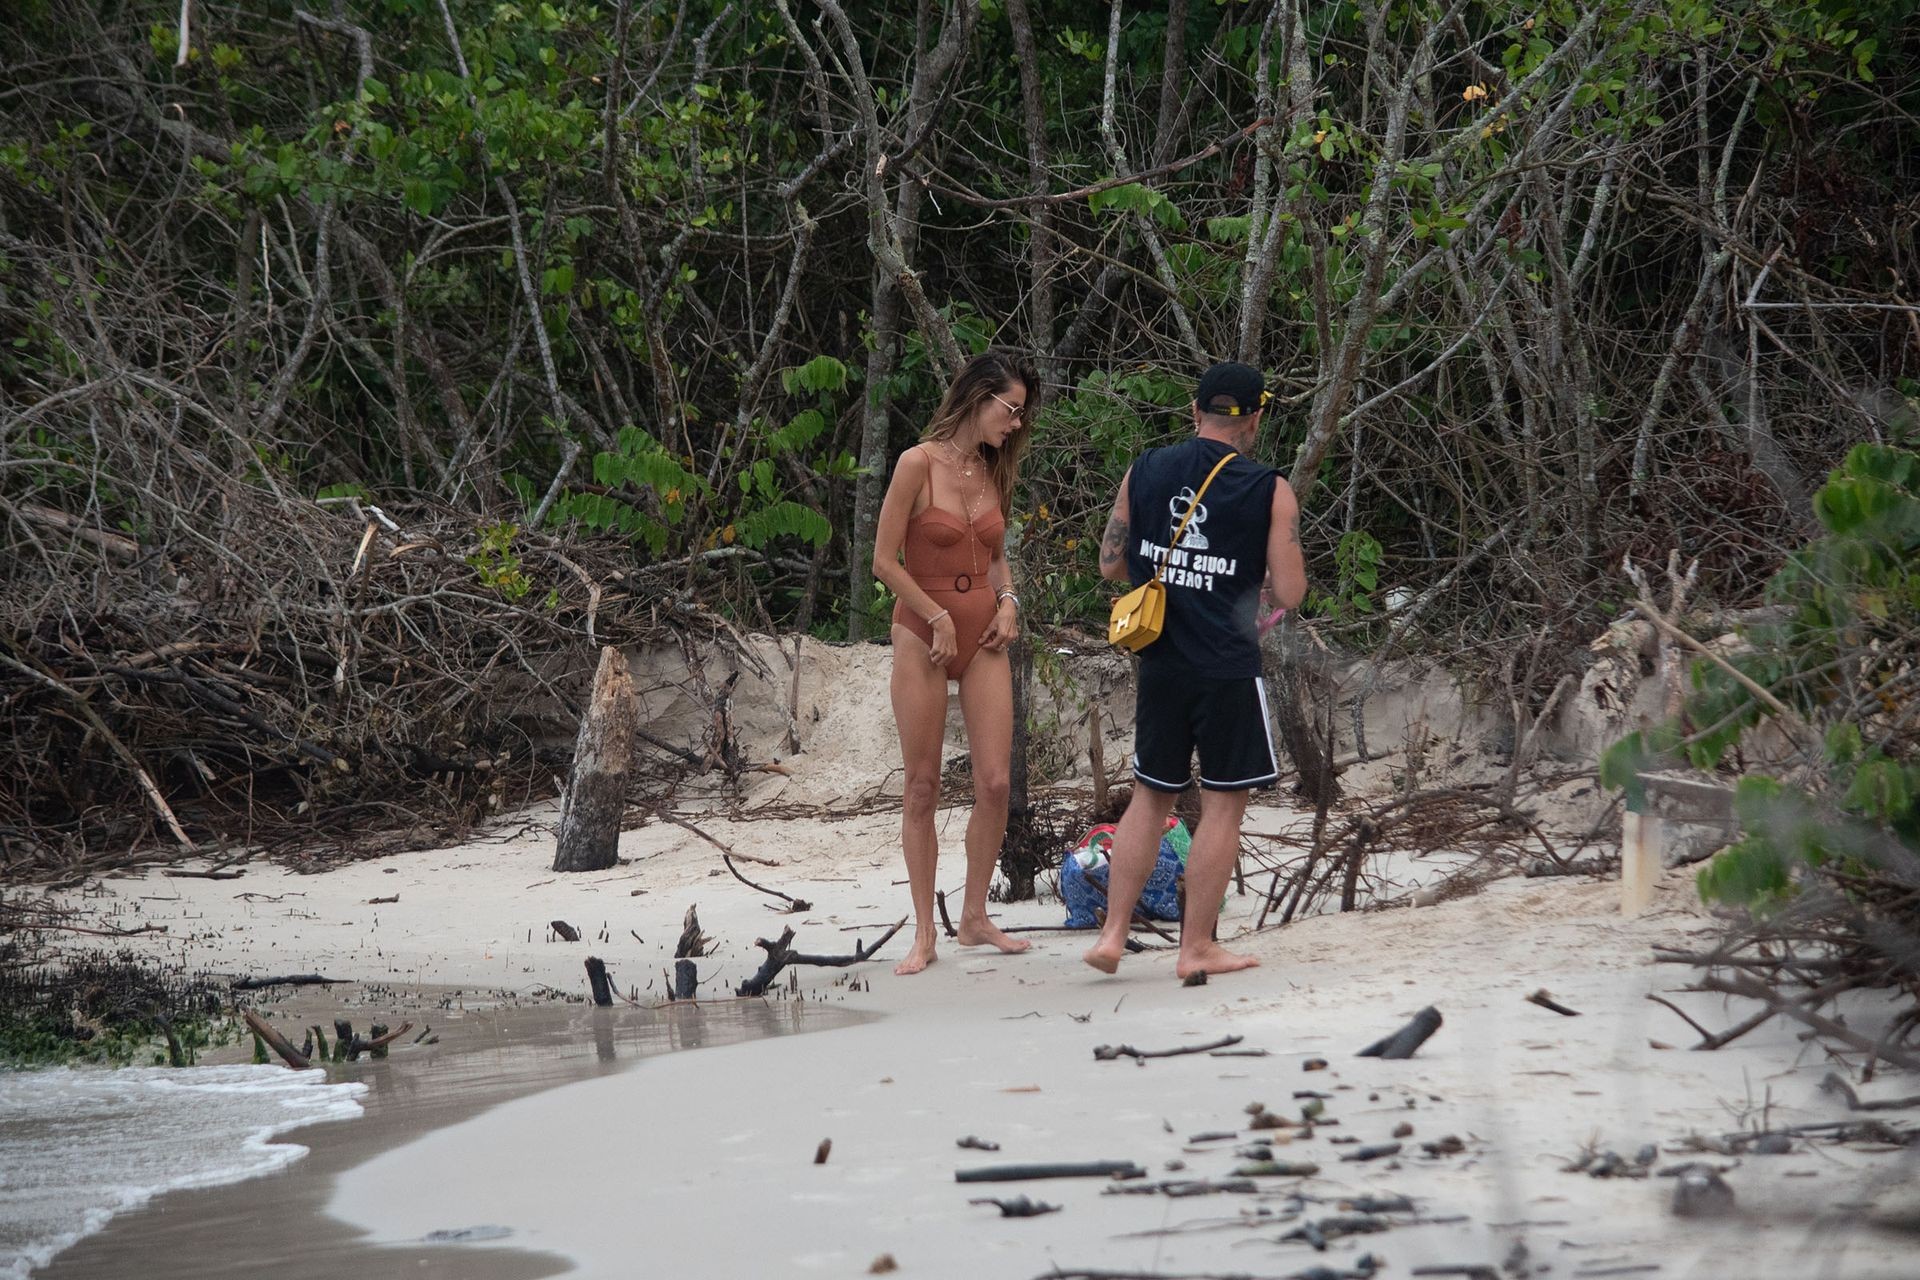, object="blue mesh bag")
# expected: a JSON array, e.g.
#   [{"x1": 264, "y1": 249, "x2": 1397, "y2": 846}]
[{"x1": 1060, "y1": 821, "x2": 1186, "y2": 928}]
